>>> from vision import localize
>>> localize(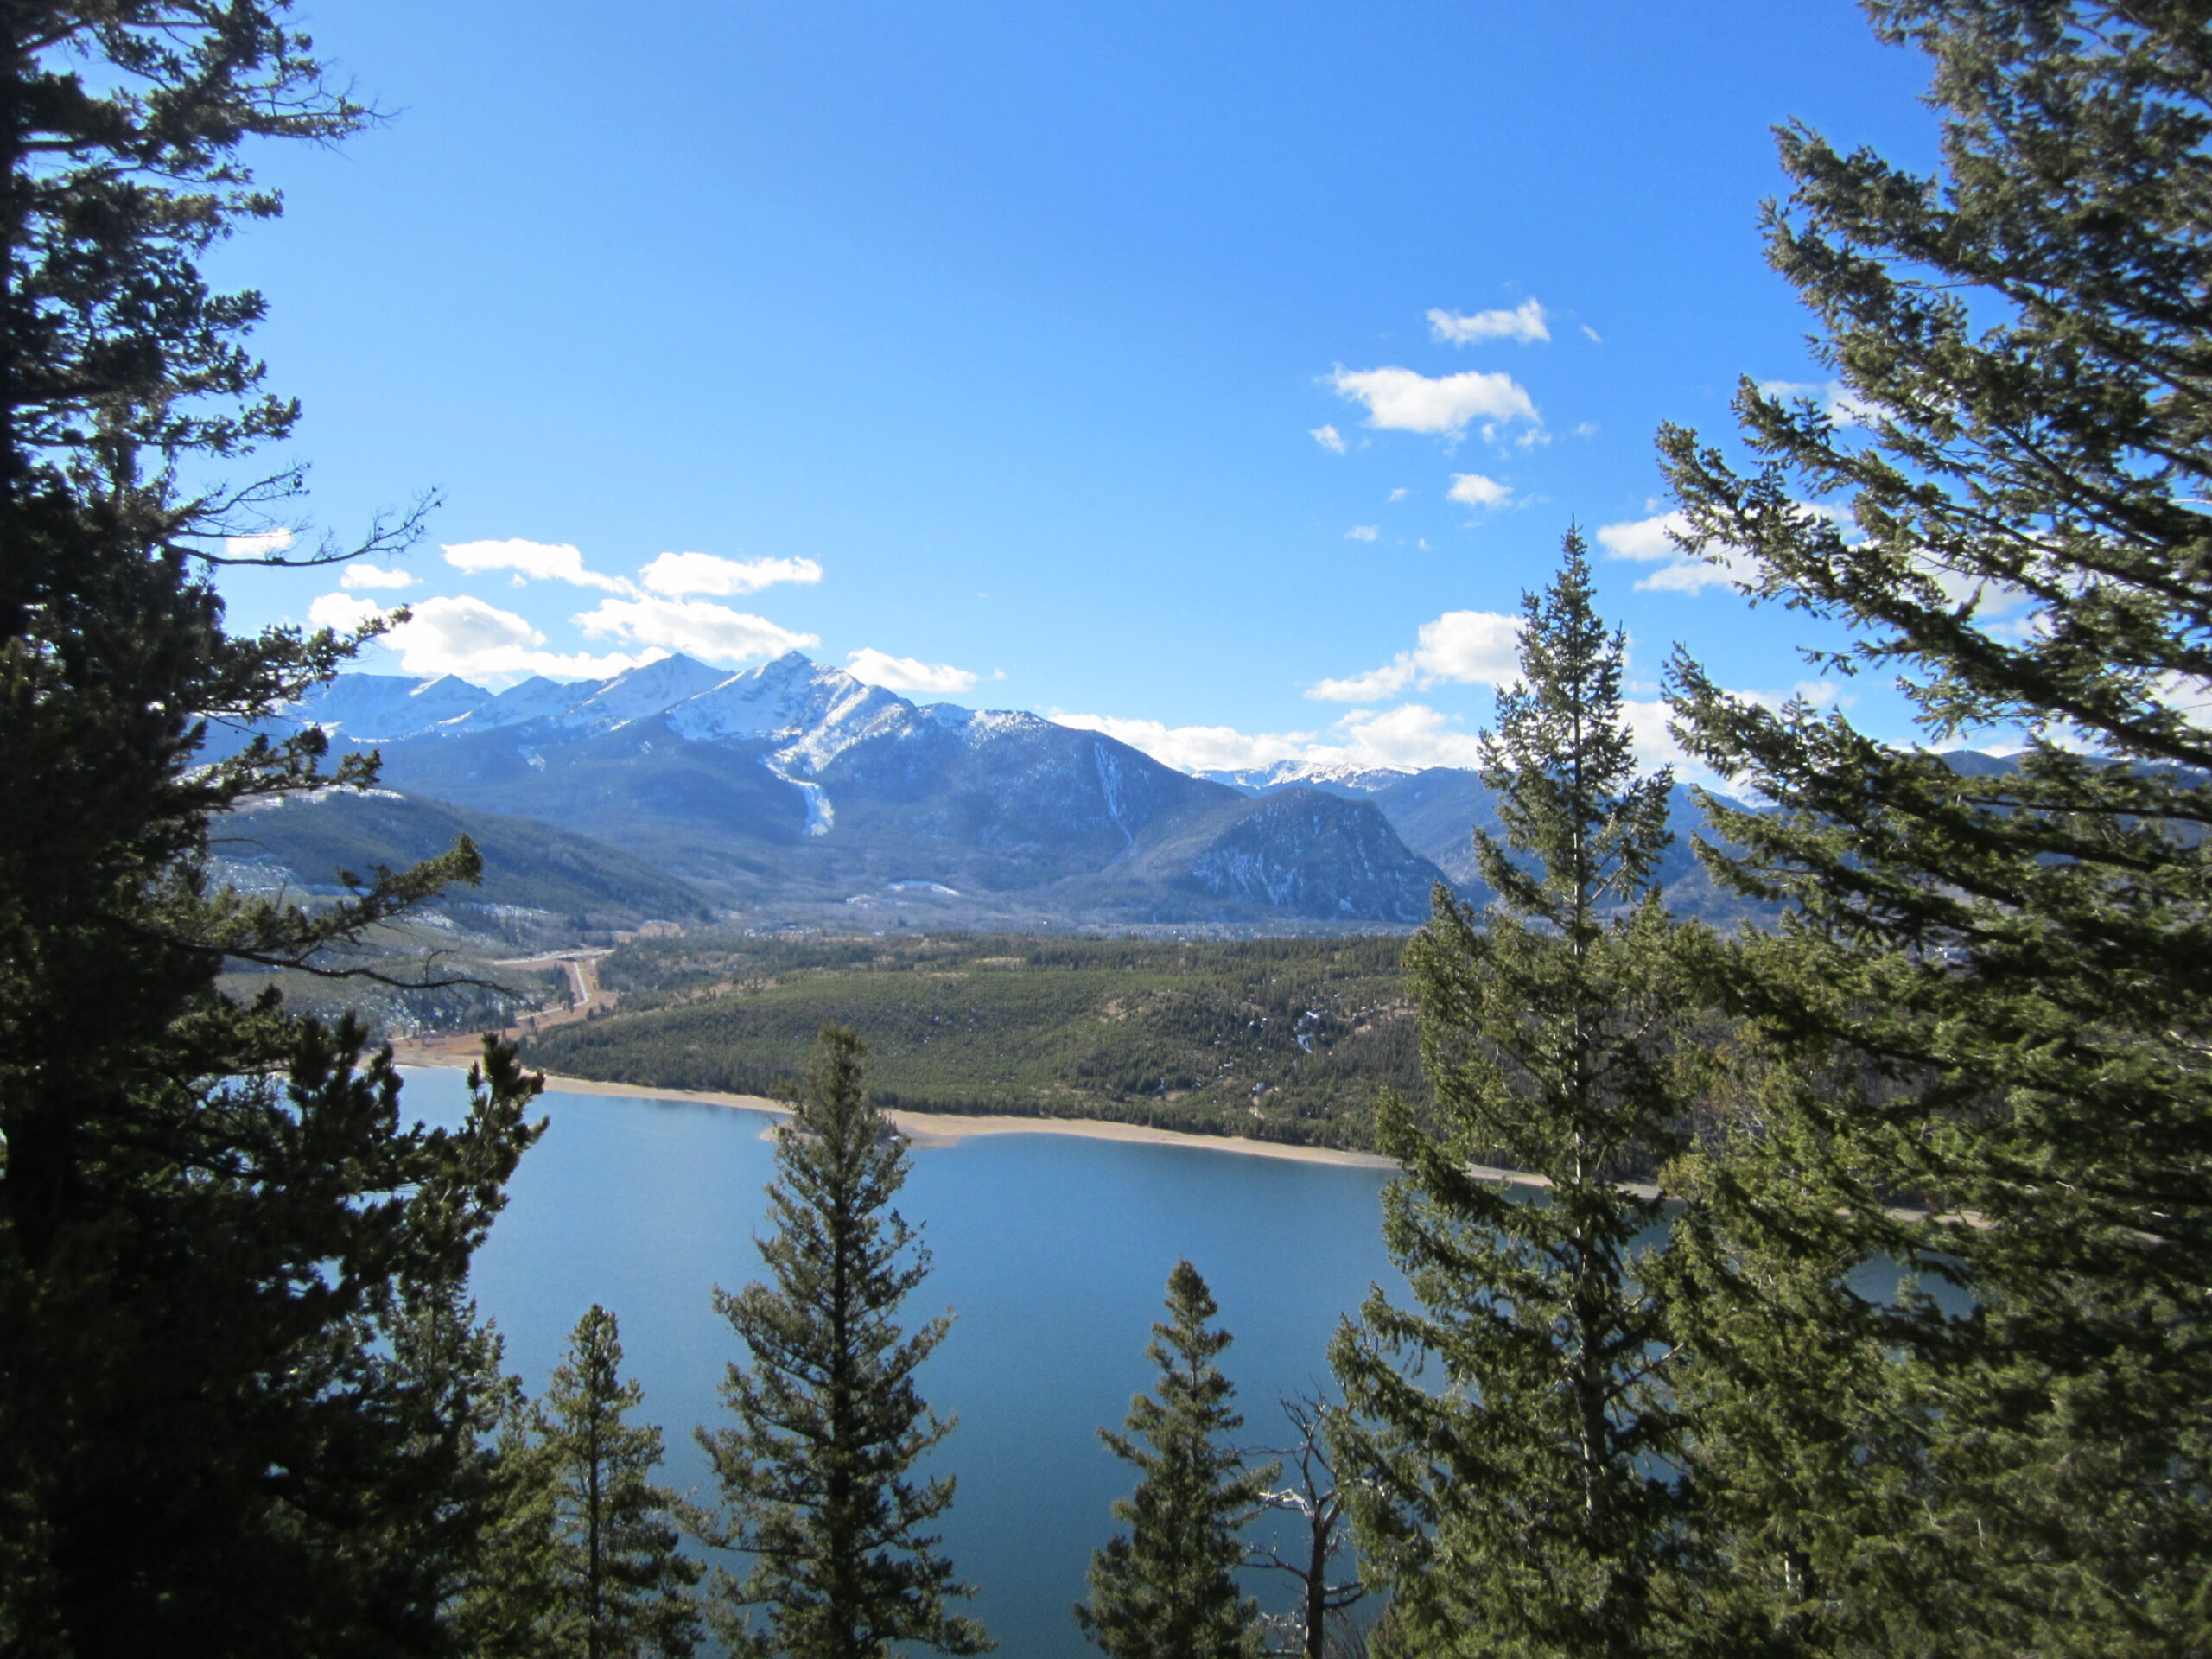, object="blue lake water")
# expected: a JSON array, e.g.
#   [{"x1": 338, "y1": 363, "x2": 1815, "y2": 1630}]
[{"x1": 402, "y1": 1068, "x2": 1405, "y2": 1656}]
